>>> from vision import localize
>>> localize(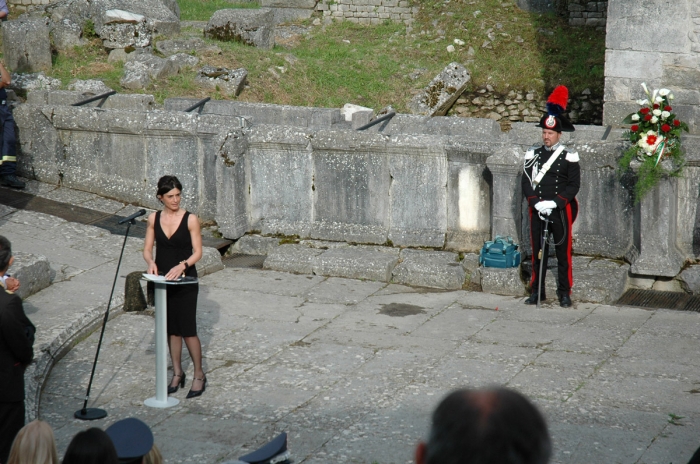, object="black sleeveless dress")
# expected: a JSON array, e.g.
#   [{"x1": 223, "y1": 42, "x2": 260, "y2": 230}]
[{"x1": 154, "y1": 211, "x2": 199, "y2": 337}]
